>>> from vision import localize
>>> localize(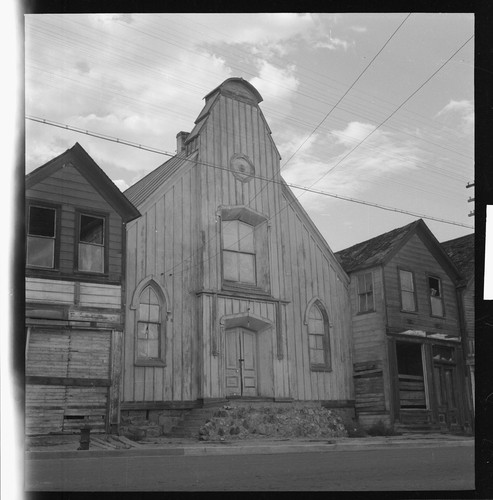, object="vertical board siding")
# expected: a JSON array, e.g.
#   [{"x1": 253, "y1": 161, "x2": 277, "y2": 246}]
[
  {"x1": 124, "y1": 88, "x2": 352, "y2": 405},
  {"x1": 384, "y1": 234, "x2": 461, "y2": 335}
]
